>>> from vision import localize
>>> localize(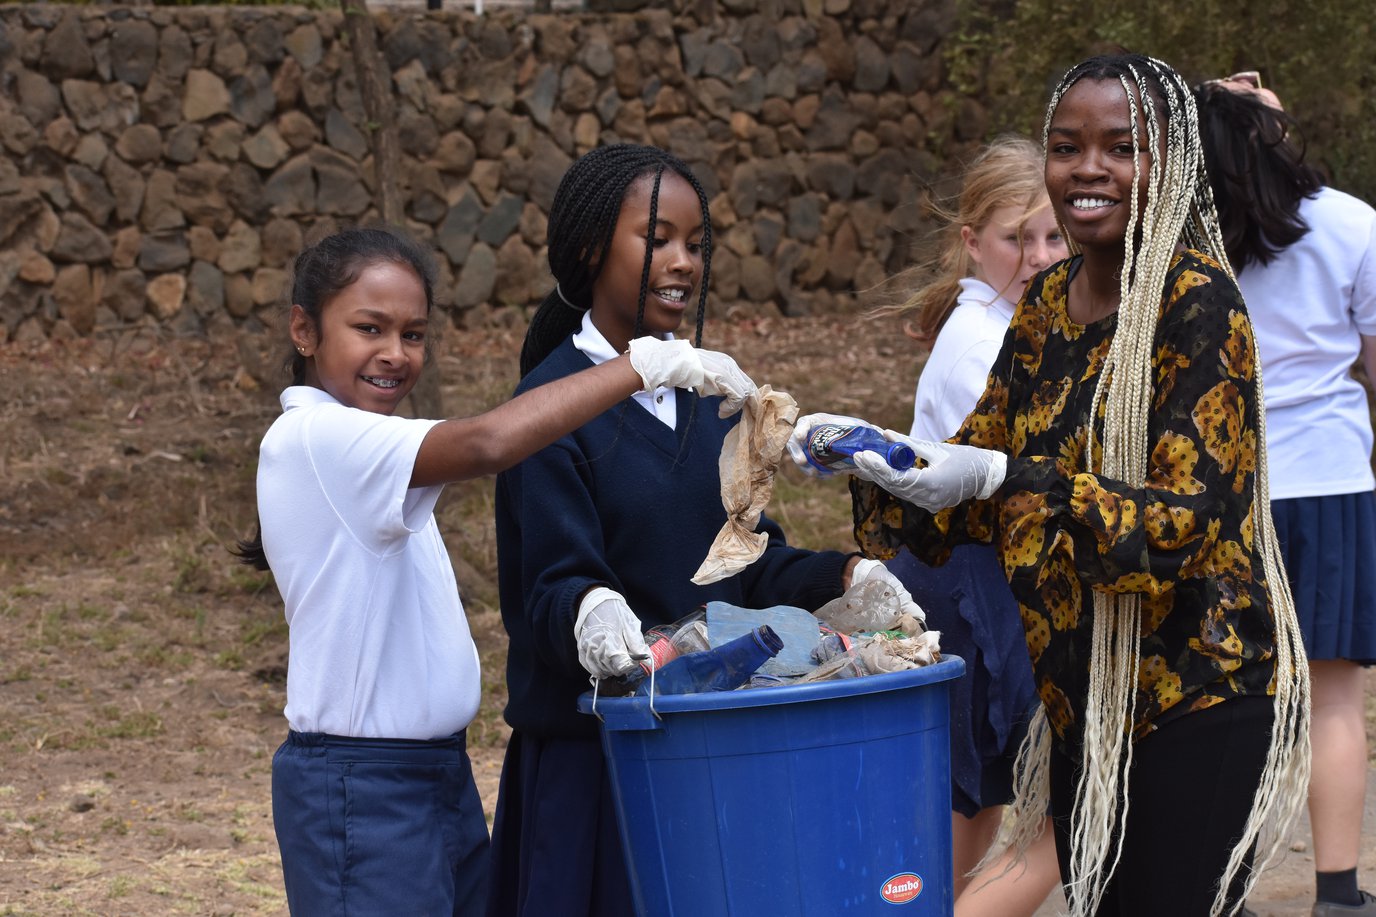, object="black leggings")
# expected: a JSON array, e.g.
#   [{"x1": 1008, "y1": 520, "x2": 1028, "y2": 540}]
[{"x1": 1050, "y1": 696, "x2": 1275, "y2": 917}]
